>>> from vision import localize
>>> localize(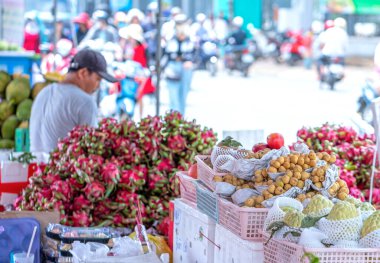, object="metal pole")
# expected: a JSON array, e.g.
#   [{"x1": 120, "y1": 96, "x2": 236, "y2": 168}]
[
  {"x1": 155, "y1": 0, "x2": 162, "y2": 116},
  {"x1": 52, "y1": 0, "x2": 58, "y2": 71}
]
